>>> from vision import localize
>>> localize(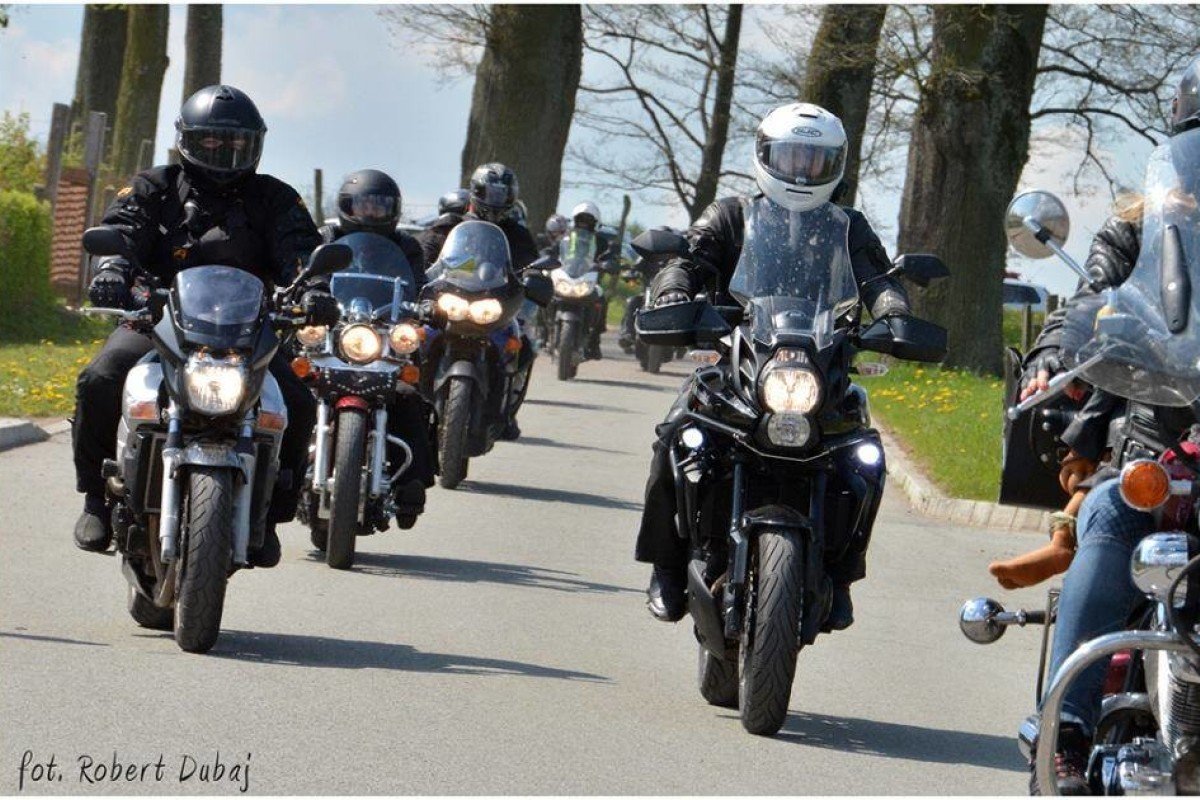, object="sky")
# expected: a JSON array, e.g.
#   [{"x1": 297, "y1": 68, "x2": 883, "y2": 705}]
[{"x1": 0, "y1": 3, "x2": 1157, "y2": 299}]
